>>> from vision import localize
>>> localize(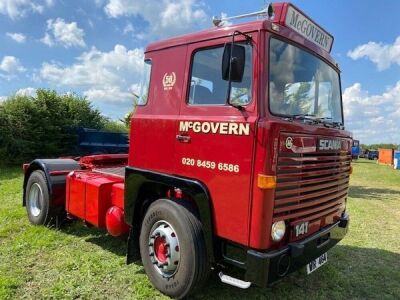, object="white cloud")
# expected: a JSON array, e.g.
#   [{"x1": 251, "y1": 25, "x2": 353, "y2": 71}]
[
  {"x1": 104, "y1": 0, "x2": 207, "y2": 38},
  {"x1": 0, "y1": 56, "x2": 25, "y2": 73},
  {"x1": 347, "y1": 36, "x2": 400, "y2": 71},
  {"x1": 84, "y1": 86, "x2": 132, "y2": 103},
  {"x1": 41, "y1": 18, "x2": 86, "y2": 48},
  {"x1": 16, "y1": 87, "x2": 36, "y2": 97},
  {"x1": 6, "y1": 32, "x2": 26, "y2": 43},
  {"x1": 123, "y1": 22, "x2": 134, "y2": 35},
  {"x1": 0, "y1": 96, "x2": 7, "y2": 102},
  {"x1": 343, "y1": 82, "x2": 400, "y2": 143},
  {"x1": 40, "y1": 32, "x2": 54, "y2": 46},
  {"x1": 40, "y1": 44, "x2": 144, "y2": 104},
  {"x1": 122, "y1": 22, "x2": 146, "y2": 40},
  {"x1": 45, "y1": 0, "x2": 54, "y2": 7},
  {"x1": 94, "y1": 0, "x2": 105, "y2": 7},
  {"x1": 0, "y1": 0, "x2": 52, "y2": 19}
]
